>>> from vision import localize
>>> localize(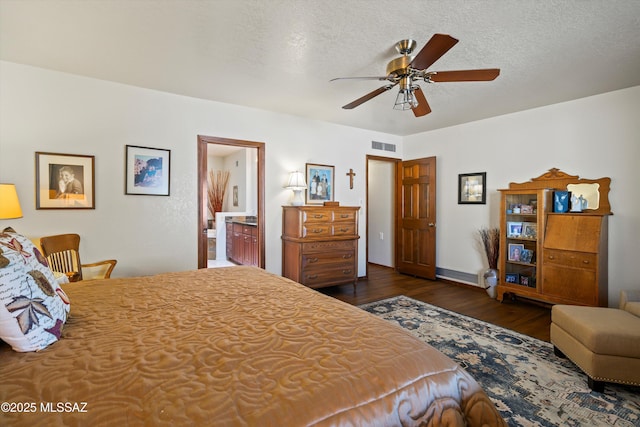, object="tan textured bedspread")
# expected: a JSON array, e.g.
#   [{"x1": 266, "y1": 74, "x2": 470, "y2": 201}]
[{"x1": 0, "y1": 266, "x2": 504, "y2": 426}]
